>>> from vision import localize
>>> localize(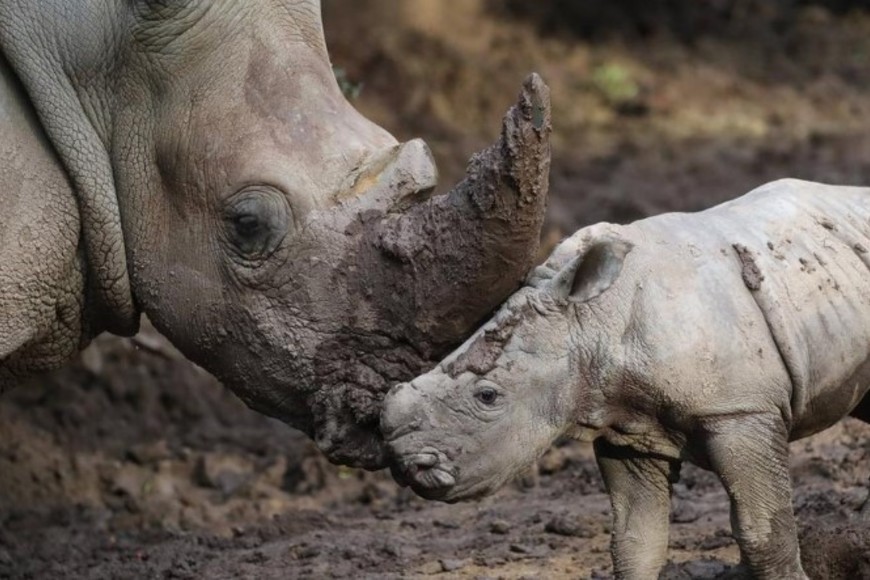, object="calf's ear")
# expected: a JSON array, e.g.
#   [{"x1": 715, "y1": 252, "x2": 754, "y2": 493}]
[{"x1": 549, "y1": 238, "x2": 633, "y2": 303}]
